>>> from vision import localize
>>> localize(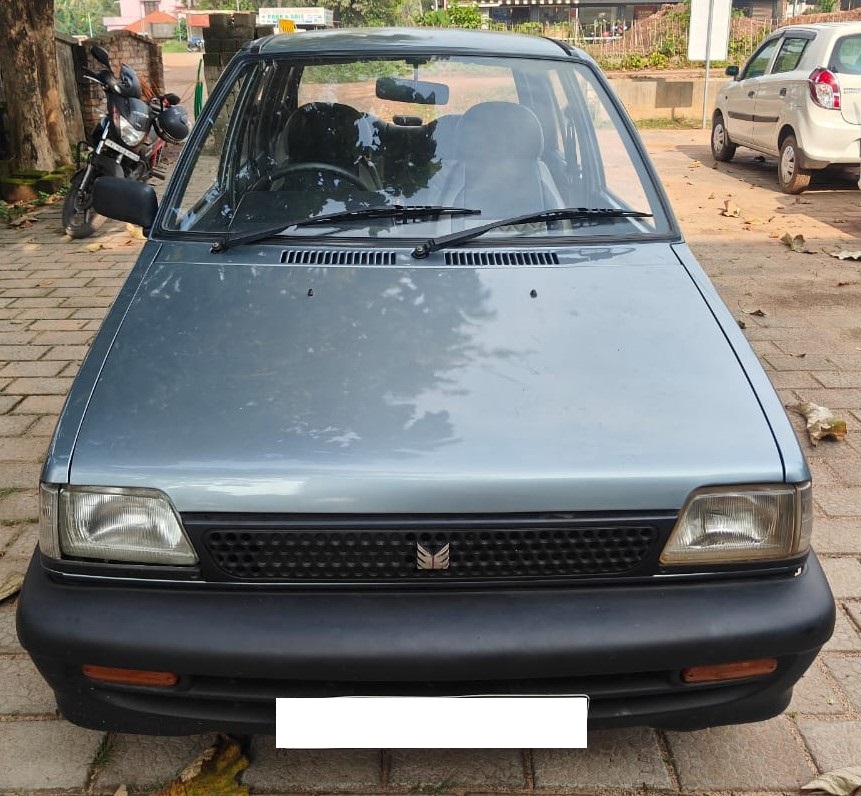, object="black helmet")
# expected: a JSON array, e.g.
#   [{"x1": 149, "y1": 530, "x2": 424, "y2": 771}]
[
  {"x1": 154, "y1": 105, "x2": 190, "y2": 145},
  {"x1": 118, "y1": 64, "x2": 141, "y2": 99}
]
